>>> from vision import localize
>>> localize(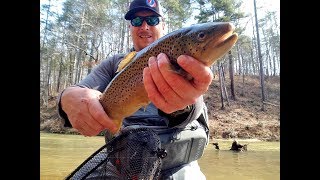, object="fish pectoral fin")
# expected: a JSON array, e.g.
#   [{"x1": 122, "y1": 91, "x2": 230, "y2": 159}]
[
  {"x1": 143, "y1": 106, "x2": 147, "y2": 112},
  {"x1": 116, "y1": 51, "x2": 137, "y2": 73},
  {"x1": 168, "y1": 65, "x2": 193, "y2": 80},
  {"x1": 141, "y1": 100, "x2": 151, "y2": 112},
  {"x1": 142, "y1": 102, "x2": 149, "y2": 112}
]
